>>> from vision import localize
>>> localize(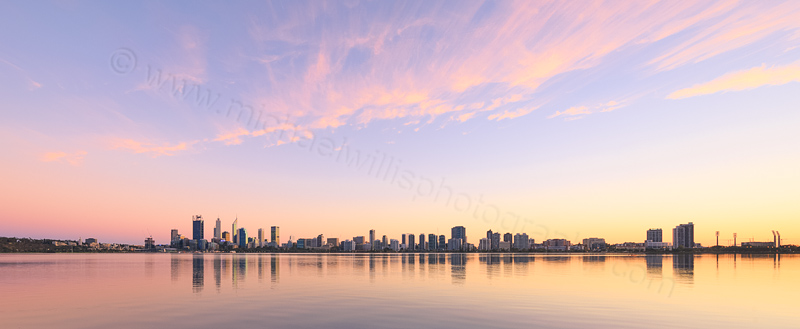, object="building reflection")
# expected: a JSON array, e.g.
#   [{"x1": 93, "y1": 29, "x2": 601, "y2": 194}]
[
  {"x1": 672, "y1": 254, "x2": 694, "y2": 283},
  {"x1": 450, "y1": 253, "x2": 467, "y2": 284},
  {"x1": 271, "y1": 254, "x2": 280, "y2": 283},
  {"x1": 144, "y1": 255, "x2": 154, "y2": 278},
  {"x1": 214, "y1": 255, "x2": 222, "y2": 290},
  {"x1": 582, "y1": 255, "x2": 606, "y2": 272},
  {"x1": 645, "y1": 255, "x2": 663, "y2": 278},
  {"x1": 170, "y1": 254, "x2": 185, "y2": 282},
  {"x1": 192, "y1": 255, "x2": 204, "y2": 293}
]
